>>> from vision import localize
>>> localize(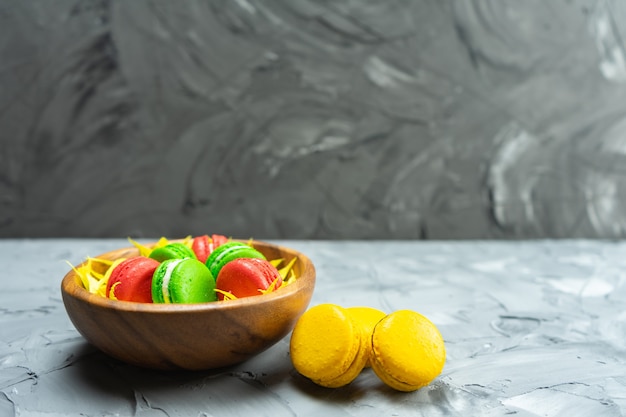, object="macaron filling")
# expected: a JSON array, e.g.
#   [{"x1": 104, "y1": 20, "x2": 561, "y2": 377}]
[
  {"x1": 206, "y1": 242, "x2": 266, "y2": 277},
  {"x1": 153, "y1": 258, "x2": 217, "y2": 304},
  {"x1": 370, "y1": 348, "x2": 419, "y2": 391},
  {"x1": 160, "y1": 259, "x2": 184, "y2": 304},
  {"x1": 212, "y1": 243, "x2": 251, "y2": 265}
]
